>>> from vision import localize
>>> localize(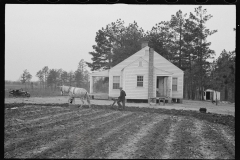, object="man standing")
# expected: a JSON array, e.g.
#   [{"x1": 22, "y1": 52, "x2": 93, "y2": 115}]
[{"x1": 117, "y1": 87, "x2": 126, "y2": 110}]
